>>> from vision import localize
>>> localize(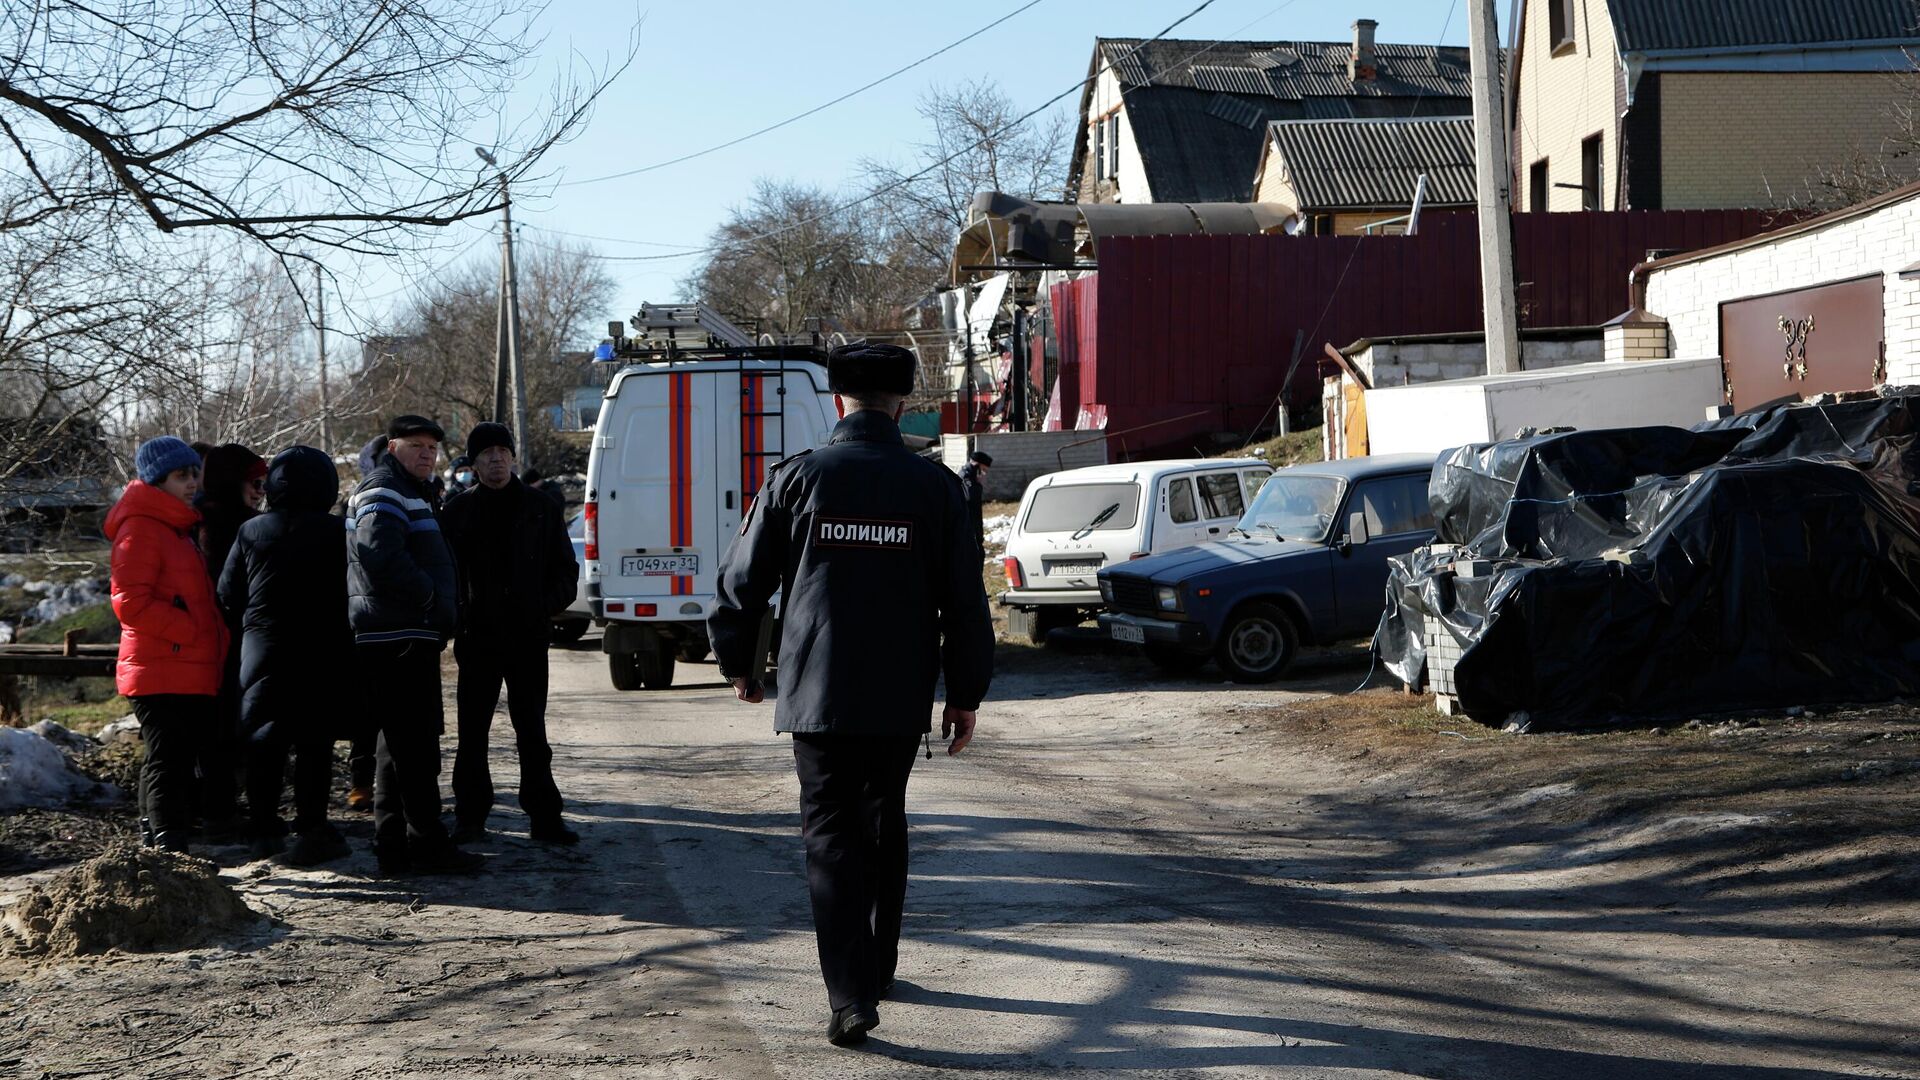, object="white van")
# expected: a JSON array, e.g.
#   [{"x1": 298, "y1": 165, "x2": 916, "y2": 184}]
[
  {"x1": 583, "y1": 352, "x2": 839, "y2": 690},
  {"x1": 999, "y1": 458, "x2": 1273, "y2": 643}
]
